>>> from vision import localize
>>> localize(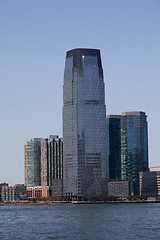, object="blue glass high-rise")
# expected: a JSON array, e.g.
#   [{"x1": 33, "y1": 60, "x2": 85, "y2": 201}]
[
  {"x1": 63, "y1": 48, "x2": 108, "y2": 198},
  {"x1": 106, "y1": 115, "x2": 121, "y2": 181},
  {"x1": 121, "y1": 112, "x2": 149, "y2": 181},
  {"x1": 107, "y1": 112, "x2": 149, "y2": 182}
]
